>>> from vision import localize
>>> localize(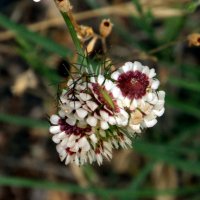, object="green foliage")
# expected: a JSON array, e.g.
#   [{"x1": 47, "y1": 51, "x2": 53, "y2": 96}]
[
  {"x1": 186, "y1": 0, "x2": 200, "y2": 13},
  {"x1": 0, "y1": 13, "x2": 72, "y2": 58},
  {"x1": 1, "y1": 175, "x2": 200, "y2": 198},
  {"x1": 0, "y1": 113, "x2": 49, "y2": 128}
]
